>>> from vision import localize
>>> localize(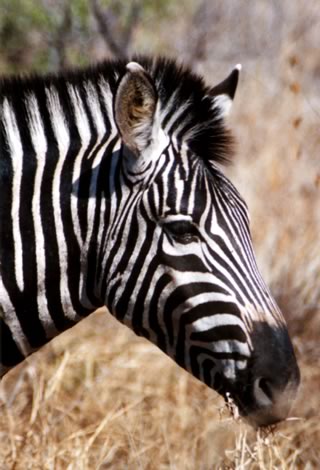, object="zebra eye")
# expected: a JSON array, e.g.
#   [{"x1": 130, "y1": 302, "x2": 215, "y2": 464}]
[{"x1": 163, "y1": 220, "x2": 199, "y2": 244}]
